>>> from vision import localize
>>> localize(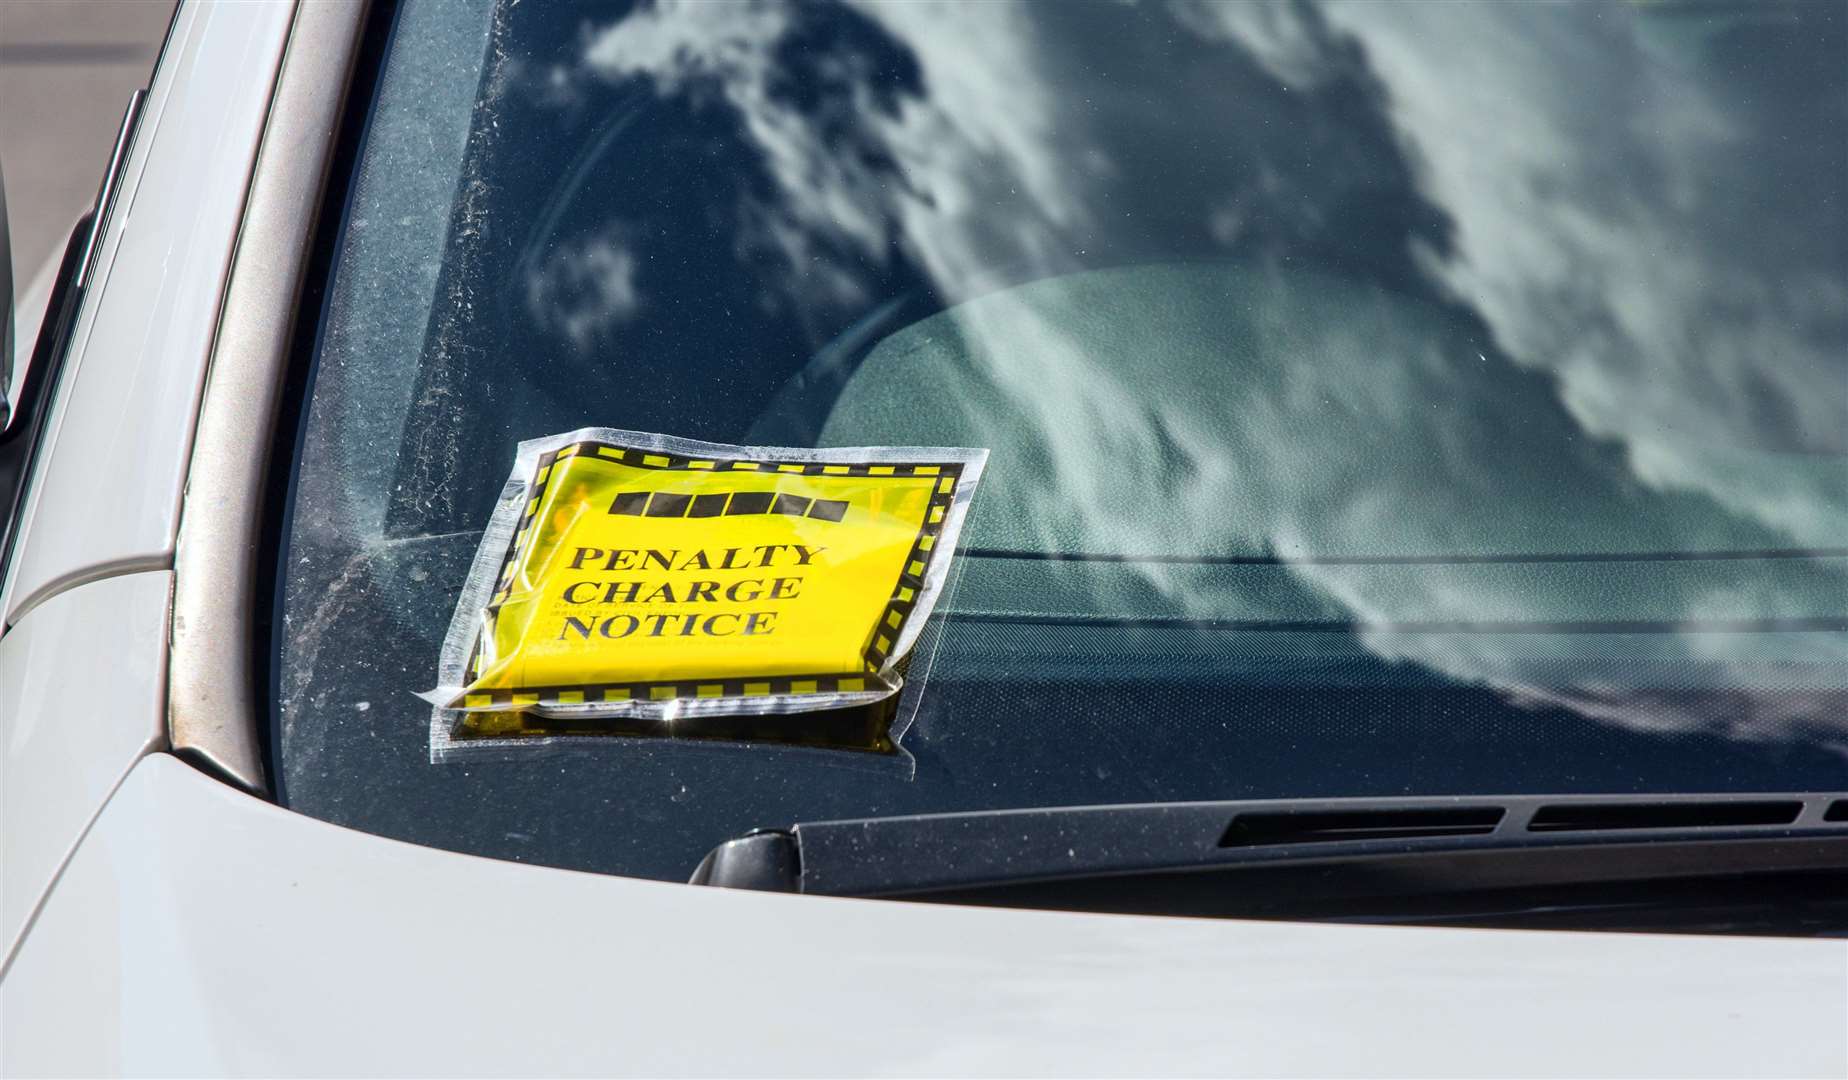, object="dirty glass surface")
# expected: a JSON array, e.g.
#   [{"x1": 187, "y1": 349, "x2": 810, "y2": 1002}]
[{"x1": 274, "y1": 0, "x2": 1848, "y2": 883}]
